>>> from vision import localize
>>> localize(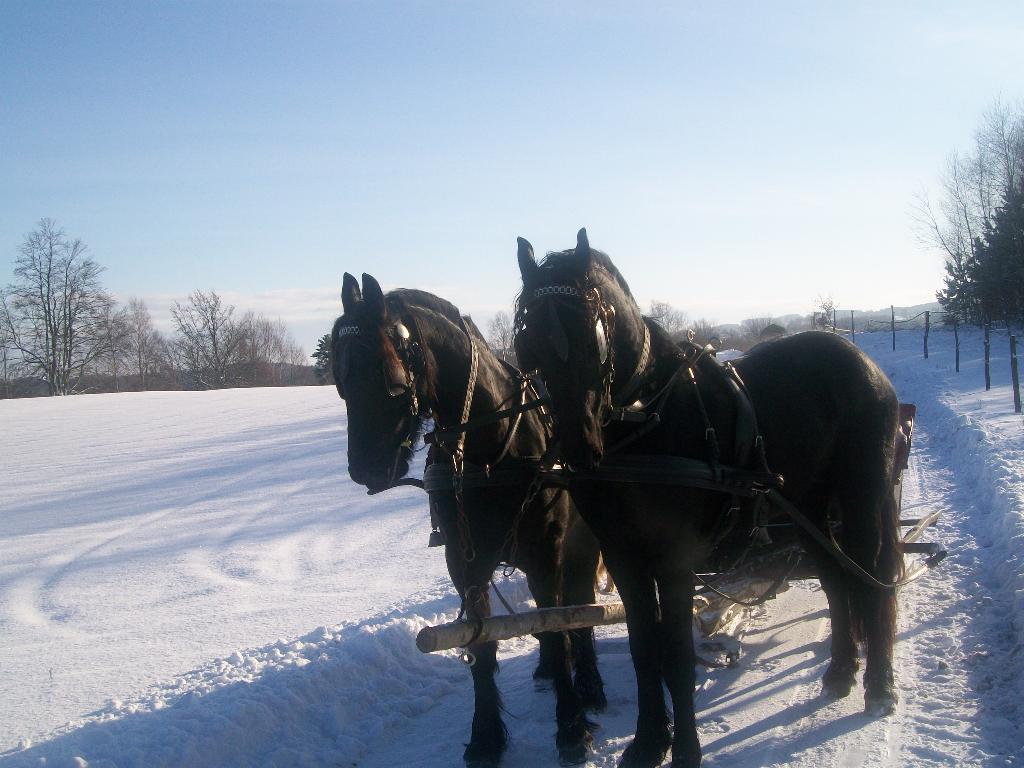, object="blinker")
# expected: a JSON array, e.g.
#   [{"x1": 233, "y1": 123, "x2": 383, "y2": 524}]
[
  {"x1": 548, "y1": 301, "x2": 570, "y2": 362},
  {"x1": 333, "y1": 322, "x2": 414, "y2": 399},
  {"x1": 384, "y1": 356, "x2": 410, "y2": 397}
]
